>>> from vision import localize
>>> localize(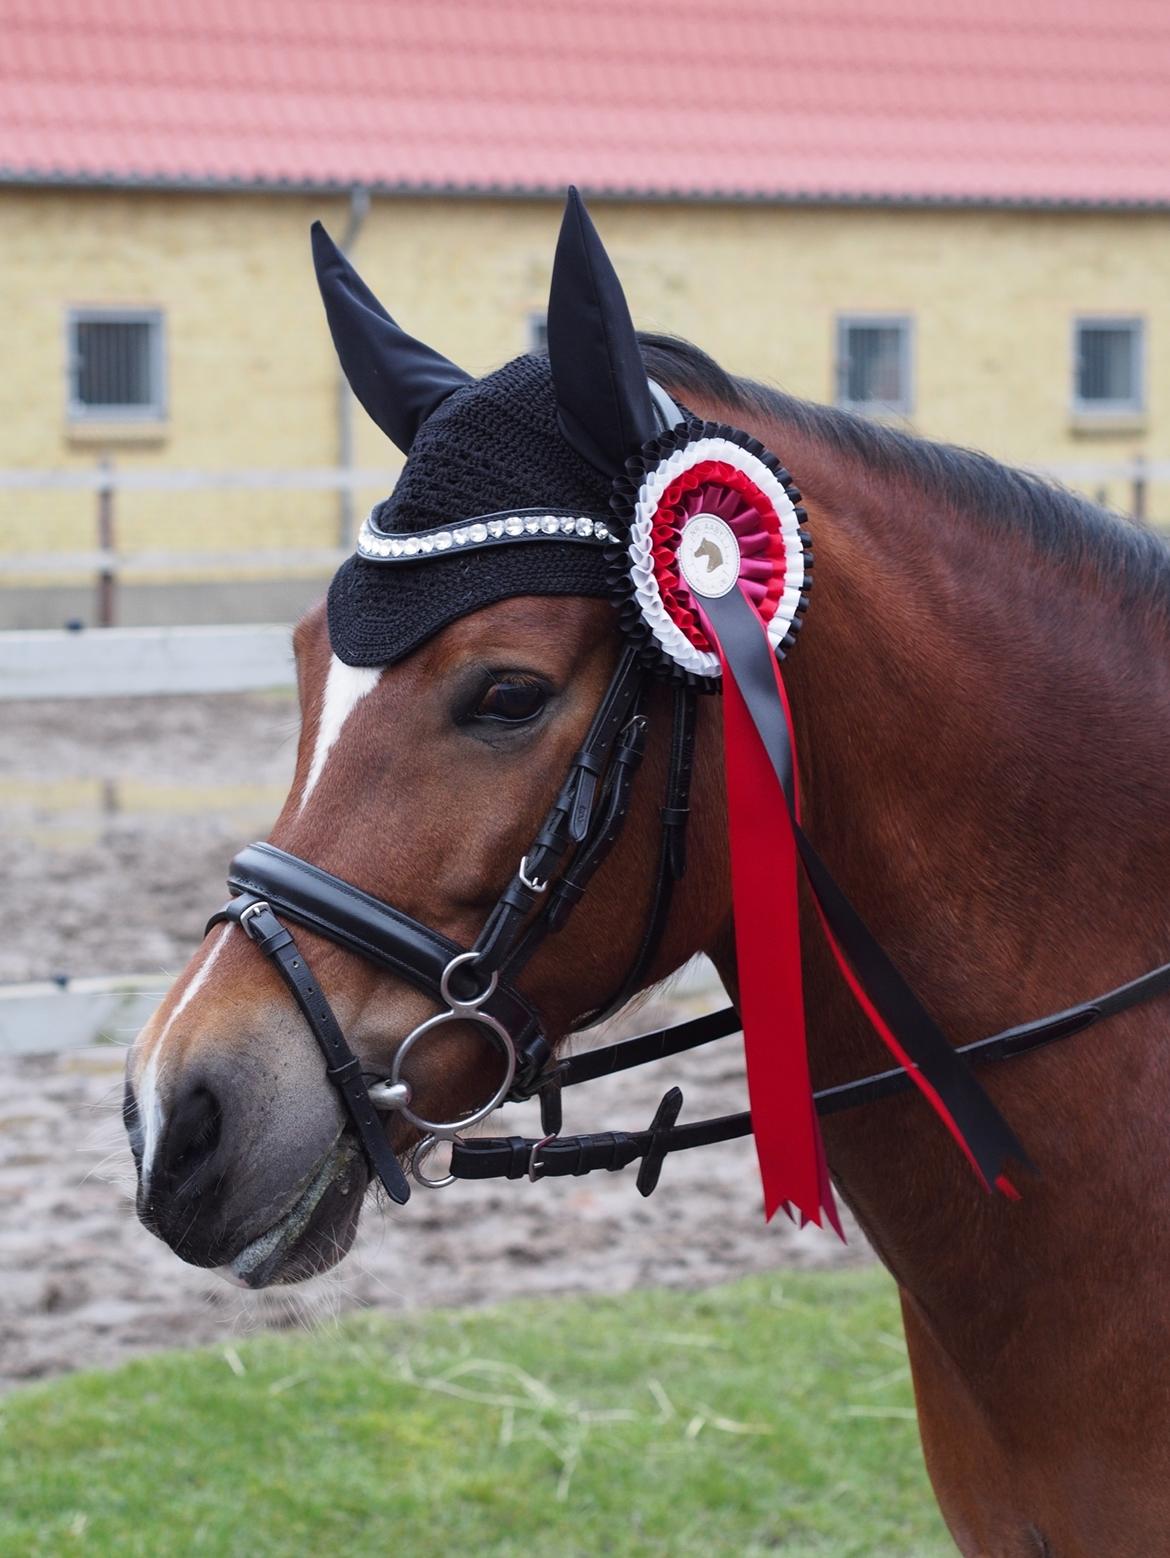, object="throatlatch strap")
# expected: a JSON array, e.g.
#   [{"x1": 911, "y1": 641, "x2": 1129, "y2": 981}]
[
  {"x1": 211, "y1": 895, "x2": 411, "y2": 1205},
  {"x1": 573, "y1": 683, "x2": 699, "y2": 1030}
]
